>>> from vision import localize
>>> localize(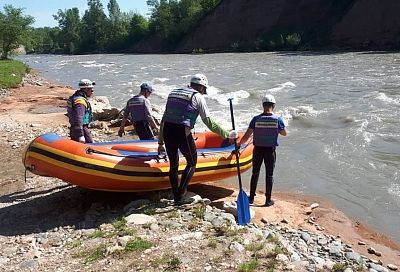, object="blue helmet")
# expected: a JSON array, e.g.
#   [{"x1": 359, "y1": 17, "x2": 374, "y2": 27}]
[{"x1": 140, "y1": 83, "x2": 153, "y2": 92}]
